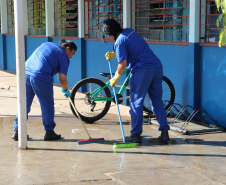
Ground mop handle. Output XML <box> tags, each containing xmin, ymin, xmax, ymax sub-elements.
<box><xmin>68</xmin><ymin>96</ymin><xmax>91</xmax><ymax>138</ymax></box>
<box><xmin>108</xmin><ymin>60</ymin><xmax>126</xmax><ymax>143</ymax></box>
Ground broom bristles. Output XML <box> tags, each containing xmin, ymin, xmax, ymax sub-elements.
<box><xmin>113</xmin><ymin>143</ymin><xmax>138</xmax><ymax>149</ymax></box>
<box><xmin>77</xmin><ymin>138</ymin><xmax>105</xmax><ymax>145</ymax></box>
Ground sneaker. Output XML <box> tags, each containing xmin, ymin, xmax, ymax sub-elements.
<box><xmin>125</xmin><ymin>134</ymin><xmax>142</xmax><ymax>143</ymax></box>
<box><xmin>12</xmin><ymin>130</ymin><xmax>29</xmax><ymax>141</ymax></box>
<box><xmin>158</xmin><ymin>130</ymin><xmax>170</xmax><ymax>143</ymax></box>
<box><xmin>44</xmin><ymin>130</ymin><xmax>61</xmax><ymax>141</ymax></box>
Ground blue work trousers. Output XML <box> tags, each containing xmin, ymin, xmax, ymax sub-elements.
<box><xmin>129</xmin><ymin>67</ymin><xmax>169</xmax><ymax>135</ymax></box>
<box><xmin>13</xmin><ymin>74</ymin><xmax>56</xmax><ymax>131</ymax></box>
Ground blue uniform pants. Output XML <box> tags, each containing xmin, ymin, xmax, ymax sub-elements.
<box><xmin>129</xmin><ymin>67</ymin><xmax>169</xmax><ymax>135</ymax></box>
<box><xmin>13</xmin><ymin>74</ymin><xmax>56</xmax><ymax>131</ymax></box>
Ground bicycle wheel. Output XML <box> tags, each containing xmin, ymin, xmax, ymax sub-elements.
<box><xmin>143</xmin><ymin>76</ymin><xmax>175</xmax><ymax>115</ymax></box>
<box><xmin>70</xmin><ymin>78</ymin><xmax>111</xmax><ymax>123</ymax></box>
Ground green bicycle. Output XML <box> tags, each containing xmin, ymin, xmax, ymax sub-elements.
<box><xmin>70</xmin><ymin>68</ymin><xmax>175</xmax><ymax>123</ymax></box>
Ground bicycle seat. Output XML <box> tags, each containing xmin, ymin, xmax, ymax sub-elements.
<box><xmin>100</xmin><ymin>72</ymin><xmax>115</xmax><ymax>79</ymax></box>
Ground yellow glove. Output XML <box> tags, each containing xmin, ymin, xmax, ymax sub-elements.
<box><xmin>110</xmin><ymin>71</ymin><xmax>122</xmax><ymax>88</ymax></box>
<box><xmin>105</xmin><ymin>52</ymin><xmax>117</xmax><ymax>61</ymax></box>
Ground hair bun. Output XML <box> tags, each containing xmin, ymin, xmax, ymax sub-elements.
<box><xmin>59</xmin><ymin>39</ymin><xmax>66</xmax><ymax>45</ymax></box>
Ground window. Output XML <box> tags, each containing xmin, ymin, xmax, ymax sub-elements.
<box><xmin>200</xmin><ymin>0</ymin><xmax>222</xmax><ymax>44</ymax></box>
<box><xmin>54</xmin><ymin>0</ymin><xmax>78</xmax><ymax>37</ymax></box>
<box><xmin>27</xmin><ymin>0</ymin><xmax>46</xmax><ymax>36</ymax></box>
<box><xmin>7</xmin><ymin>0</ymin><xmax>14</xmax><ymax>34</ymax></box>
<box><xmin>85</xmin><ymin>0</ymin><xmax>123</xmax><ymax>39</ymax></box>
<box><xmin>131</xmin><ymin>0</ymin><xmax>190</xmax><ymax>43</ymax></box>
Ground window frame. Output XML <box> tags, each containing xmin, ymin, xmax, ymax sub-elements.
<box><xmin>27</xmin><ymin>0</ymin><xmax>46</xmax><ymax>36</ymax></box>
<box><xmin>131</xmin><ymin>0</ymin><xmax>190</xmax><ymax>45</ymax></box>
<box><xmin>84</xmin><ymin>0</ymin><xmax>123</xmax><ymax>40</ymax></box>
<box><xmin>7</xmin><ymin>0</ymin><xmax>14</xmax><ymax>35</ymax></box>
<box><xmin>200</xmin><ymin>0</ymin><xmax>222</xmax><ymax>46</ymax></box>
<box><xmin>54</xmin><ymin>0</ymin><xmax>78</xmax><ymax>38</ymax></box>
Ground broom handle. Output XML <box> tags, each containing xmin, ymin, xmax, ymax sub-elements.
<box><xmin>68</xmin><ymin>96</ymin><xmax>91</xmax><ymax>138</ymax></box>
<box><xmin>108</xmin><ymin>60</ymin><xmax>126</xmax><ymax>143</ymax></box>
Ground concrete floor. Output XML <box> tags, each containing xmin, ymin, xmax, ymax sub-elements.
<box><xmin>0</xmin><ymin>70</ymin><xmax>226</xmax><ymax>185</ymax></box>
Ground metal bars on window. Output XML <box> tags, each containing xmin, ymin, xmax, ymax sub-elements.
<box><xmin>200</xmin><ymin>0</ymin><xmax>222</xmax><ymax>44</ymax></box>
<box><xmin>54</xmin><ymin>0</ymin><xmax>78</xmax><ymax>37</ymax></box>
<box><xmin>7</xmin><ymin>0</ymin><xmax>14</xmax><ymax>34</ymax></box>
<box><xmin>131</xmin><ymin>0</ymin><xmax>190</xmax><ymax>43</ymax></box>
<box><xmin>84</xmin><ymin>0</ymin><xmax>123</xmax><ymax>39</ymax></box>
<box><xmin>27</xmin><ymin>0</ymin><xmax>46</xmax><ymax>36</ymax></box>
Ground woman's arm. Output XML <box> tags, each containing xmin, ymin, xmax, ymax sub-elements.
<box><xmin>116</xmin><ymin>59</ymin><xmax>127</xmax><ymax>75</ymax></box>
<box><xmin>58</xmin><ymin>73</ymin><xmax>68</xmax><ymax>90</ymax></box>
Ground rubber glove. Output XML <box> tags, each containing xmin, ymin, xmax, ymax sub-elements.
<box><xmin>110</xmin><ymin>71</ymin><xmax>122</xmax><ymax>88</ymax></box>
<box><xmin>105</xmin><ymin>52</ymin><xmax>117</xmax><ymax>61</ymax></box>
<box><xmin>62</xmin><ymin>88</ymin><xmax>71</xmax><ymax>98</ymax></box>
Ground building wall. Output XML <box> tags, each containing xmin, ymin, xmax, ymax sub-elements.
<box><xmin>200</xmin><ymin>46</ymin><xmax>226</xmax><ymax>125</ymax></box>
<box><xmin>0</xmin><ymin>34</ymin><xmax>3</xmax><ymax>69</ymax></box>
<box><xmin>1</xmin><ymin>35</ymin><xmax>226</xmax><ymax>128</ymax></box>
<box><xmin>5</xmin><ymin>35</ymin><xmax>15</xmax><ymax>72</ymax></box>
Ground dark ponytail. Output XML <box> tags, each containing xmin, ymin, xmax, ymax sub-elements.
<box><xmin>101</xmin><ymin>19</ymin><xmax>123</xmax><ymax>42</ymax></box>
<box><xmin>59</xmin><ymin>39</ymin><xmax>77</xmax><ymax>51</ymax></box>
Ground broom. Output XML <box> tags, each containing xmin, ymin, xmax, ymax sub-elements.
<box><xmin>108</xmin><ymin>60</ymin><xmax>137</xmax><ymax>149</ymax></box>
<box><xmin>68</xmin><ymin>96</ymin><xmax>105</xmax><ymax>145</ymax></box>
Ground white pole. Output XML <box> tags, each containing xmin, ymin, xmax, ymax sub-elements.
<box><xmin>78</xmin><ymin>0</ymin><xmax>84</xmax><ymax>38</ymax></box>
<box><xmin>45</xmin><ymin>0</ymin><xmax>54</xmax><ymax>37</ymax></box>
<box><xmin>14</xmin><ymin>0</ymin><xmax>27</xmax><ymax>149</ymax></box>
<box><xmin>189</xmin><ymin>0</ymin><xmax>200</xmax><ymax>43</ymax></box>
<box><xmin>123</xmin><ymin>0</ymin><xmax>131</xmax><ymax>29</ymax></box>
<box><xmin>1</xmin><ymin>0</ymin><xmax>8</xmax><ymax>34</ymax></box>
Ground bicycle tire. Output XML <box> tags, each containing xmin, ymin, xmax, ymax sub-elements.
<box><xmin>143</xmin><ymin>76</ymin><xmax>175</xmax><ymax>115</ymax></box>
<box><xmin>70</xmin><ymin>78</ymin><xmax>111</xmax><ymax>123</ymax></box>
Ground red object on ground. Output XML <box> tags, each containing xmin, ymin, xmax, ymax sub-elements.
<box><xmin>77</xmin><ymin>137</ymin><xmax>105</xmax><ymax>145</ymax></box>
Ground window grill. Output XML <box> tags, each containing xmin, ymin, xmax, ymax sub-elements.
<box><xmin>27</xmin><ymin>0</ymin><xmax>46</xmax><ymax>36</ymax></box>
<box><xmin>131</xmin><ymin>0</ymin><xmax>190</xmax><ymax>43</ymax></box>
<box><xmin>7</xmin><ymin>0</ymin><xmax>14</xmax><ymax>34</ymax></box>
<box><xmin>54</xmin><ymin>0</ymin><xmax>78</xmax><ymax>37</ymax></box>
<box><xmin>85</xmin><ymin>0</ymin><xmax>123</xmax><ymax>39</ymax></box>
<box><xmin>200</xmin><ymin>0</ymin><xmax>222</xmax><ymax>44</ymax></box>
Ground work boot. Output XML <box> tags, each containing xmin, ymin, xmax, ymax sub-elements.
<box><xmin>44</xmin><ymin>130</ymin><xmax>61</xmax><ymax>141</ymax></box>
<box><xmin>125</xmin><ymin>134</ymin><xmax>142</xmax><ymax>143</ymax></box>
<box><xmin>12</xmin><ymin>130</ymin><xmax>18</xmax><ymax>141</ymax></box>
<box><xmin>158</xmin><ymin>130</ymin><xmax>170</xmax><ymax>144</ymax></box>
<box><xmin>12</xmin><ymin>130</ymin><xmax>29</xmax><ymax>141</ymax></box>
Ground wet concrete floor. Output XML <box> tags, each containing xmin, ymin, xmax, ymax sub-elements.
<box><xmin>1</xmin><ymin>112</ymin><xmax>226</xmax><ymax>185</ymax></box>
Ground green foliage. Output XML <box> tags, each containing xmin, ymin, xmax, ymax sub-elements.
<box><xmin>219</xmin><ymin>27</ymin><xmax>226</xmax><ymax>47</ymax></box>
<box><xmin>215</xmin><ymin>0</ymin><xmax>226</xmax><ymax>47</ymax></box>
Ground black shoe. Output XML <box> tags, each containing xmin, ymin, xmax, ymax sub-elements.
<box><xmin>12</xmin><ymin>131</ymin><xmax>29</xmax><ymax>141</ymax></box>
<box><xmin>44</xmin><ymin>130</ymin><xmax>61</xmax><ymax>141</ymax></box>
<box><xmin>158</xmin><ymin>130</ymin><xmax>170</xmax><ymax>144</ymax></box>
<box><xmin>125</xmin><ymin>134</ymin><xmax>142</xmax><ymax>143</ymax></box>
<box><xmin>12</xmin><ymin>130</ymin><xmax>18</xmax><ymax>141</ymax></box>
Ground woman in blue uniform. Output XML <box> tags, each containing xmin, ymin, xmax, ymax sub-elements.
<box><xmin>102</xmin><ymin>19</ymin><xmax>170</xmax><ymax>144</ymax></box>
<box><xmin>12</xmin><ymin>39</ymin><xmax>77</xmax><ymax>141</ymax></box>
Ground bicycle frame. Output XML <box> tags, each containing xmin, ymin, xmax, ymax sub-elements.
<box><xmin>89</xmin><ymin>69</ymin><xmax>132</xmax><ymax>102</ymax></box>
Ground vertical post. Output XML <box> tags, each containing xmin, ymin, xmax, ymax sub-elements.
<box><xmin>123</xmin><ymin>0</ymin><xmax>131</xmax><ymax>28</ymax></box>
<box><xmin>14</xmin><ymin>0</ymin><xmax>27</xmax><ymax>149</ymax></box>
<box><xmin>1</xmin><ymin>0</ymin><xmax>7</xmax><ymax>34</ymax></box>
<box><xmin>78</xmin><ymin>0</ymin><xmax>86</xmax><ymax>80</ymax></box>
<box><xmin>123</xmin><ymin>0</ymin><xmax>131</xmax><ymax>105</ymax></box>
<box><xmin>189</xmin><ymin>0</ymin><xmax>200</xmax><ymax>43</ymax></box>
<box><xmin>45</xmin><ymin>0</ymin><xmax>55</xmax><ymax>41</ymax></box>
<box><xmin>1</xmin><ymin>0</ymin><xmax>8</xmax><ymax>70</ymax></box>
<box><xmin>189</xmin><ymin>0</ymin><xmax>201</xmax><ymax>108</ymax></box>
<box><xmin>78</xmin><ymin>0</ymin><xmax>84</xmax><ymax>38</ymax></box>
<box><xmin>23</xmin><ymin>0</ymin><xmax>28</xmax><ymax>35</ymax></box>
